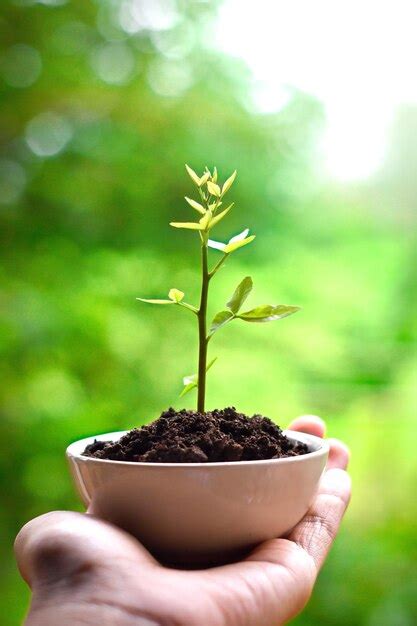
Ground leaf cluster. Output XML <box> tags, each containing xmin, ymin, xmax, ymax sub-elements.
<box><xmin>138</xmin><ymin>165</ymin><xmax>300</xmax><ymax>399</ymax></box>
<box><xmin>209</xmin><ymin>276</ymin><xmax>300</xmax><ymax>336</ymax></box>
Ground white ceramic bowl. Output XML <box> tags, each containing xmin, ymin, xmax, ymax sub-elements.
<box><xmin>67</xmin><ymin>430</ymin><xmax>328</xmax><ymax>566</ymax></box>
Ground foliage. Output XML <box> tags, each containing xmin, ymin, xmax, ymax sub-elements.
<box><xmin>139</xmin><ymin>165</ymin><xmax>299</xmax><ymax>410</ymax></box>
<box><xmin>1</xmin><ymin>1</ymin><xmax>417</xmax><ymax>625</ymax></box>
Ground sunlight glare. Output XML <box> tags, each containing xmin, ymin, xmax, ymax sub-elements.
<box><xmin>214</xmin><ymin>0</ymin><xmax>417</xmax><ymax>181</ymax></box>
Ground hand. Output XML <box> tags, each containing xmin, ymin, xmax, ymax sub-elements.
<box><xmin>15</xmin><ymin>416</ymin><xmax>350</xmax><ymax>626</ymax></box>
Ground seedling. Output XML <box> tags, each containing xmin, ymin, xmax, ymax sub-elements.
<box><xmin>138</xmin><ymin>165</ymin><xmax>300</xmax><ymax>412</ymax></box>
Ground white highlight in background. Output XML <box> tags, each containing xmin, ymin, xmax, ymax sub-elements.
<box><xmin>214</xmin><ymin>0</ymin><xmax>417</xmax><ymax>181</ymax></box>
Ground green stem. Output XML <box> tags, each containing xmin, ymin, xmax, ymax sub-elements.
<box><xmin>197</xmin><ymin>240</ymin><xmax>209</xmax><ymax>413</ymax></box>
<box><xmin>178</xmin><ymin>301</ymin><xmax>198</xmax><ymax>314</ymax></box>
<box><xmin>209</xmin><ymin>252</ymin><xmax>228</xmax><ymax>278</ymax></box>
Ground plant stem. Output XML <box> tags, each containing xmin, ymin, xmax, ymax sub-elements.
<box><xmin>197</xmin><ymin>240</ymin><xmax>209</xmax><ymax>412</ymax></box>
<box><xmin>209</xmin><ymin>252</ymin><xmax>227</xmax><ymax>278</ymax></box>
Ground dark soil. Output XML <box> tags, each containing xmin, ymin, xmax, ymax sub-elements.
<box><xmin>83</xmin><ymin>407</ymin><xmax>309</xmax><ymax>463</ymax></box>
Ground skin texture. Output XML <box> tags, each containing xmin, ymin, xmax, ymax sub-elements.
<box><xmin>15</xmin><ymin>416</ymin><xmax>351</xmax><ymax>626</ymax></box>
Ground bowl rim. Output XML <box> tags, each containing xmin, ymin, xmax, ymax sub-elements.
<box><xmin>66</xmin><ymin>429</ymin><xmax>329</xmax><ymax>468</ymax></box>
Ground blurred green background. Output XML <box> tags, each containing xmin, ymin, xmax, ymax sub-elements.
<box><xmin>1</xmin><ymin>1</ymin><xmax>416</xmax><ymax>624</ymax></box>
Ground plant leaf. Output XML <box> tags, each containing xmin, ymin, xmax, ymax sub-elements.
<box><xmin>212</xmin><ymin>166</ymin><xmax>218</xmax><ymax>183</ymax></box>
<box><xmin>185</xmin><ymin>164</ymin><xmax>201</xmax><ymax>186</ymax></box>
<box><xmin>168</xmin><ymin>288</ymin><xmax>184</xmax><ymax>302</ymax></box>
<box><xmin>183</xmin><ymin>358</ymin><xmax>217</xmax><ymax>385</ymax></box>
<box><xmin>224</xmin><ymin>235</ymin><xmax>256</xmax><ymax>254</ymax></box>
<box><xmin>199</xmin><ymin>171</ymin><xmax>210</xmax><ymax>186</ymax></box>
<box><xmin>229</xmin><ymin>228</ymin><xmax>249</xmax><ymax>244</ymax></box>
<box><xmin>209</xmin><ymin>310</ymin><xmax>234</xmax><ymax>335</ymax></box>
<box><xmin>207</xmin><ymin>181</ymin><xmax>221</xmax><ymax>197</ymax></box>
<box><xmin>199</xmin><ymin>210</ymin><xmax>212</xmax><ymax>230</ymax></box>
<box><xmin>180</xmin><ymin>358</ymin><xmax>217</xmax><ymax>396</ymax></box>
<box><xmin>237</xmin><ymin>304</ymin><xmax>301</xmax><ymax>323</ymax></box>
<box><xmin>185</xmin><ymin>197</ymin><xmax>205</xmax><ymax>215</ymax></box>
<box><xmin>137</xmin><ymin>298</ymin><xmax>174</xmax><ymax>304</ymax></box>
<box><xmin>170</xmin><ymin>221</ymin><xmax>204</xmax><ymax>230</ymax></box>
<box><xmin>206</xmin><ymin>356</ymin><xmax>218</xmax><ymax>372</ymax></box>
<box><xmin>180</xmin><ymin>381</ymin><xmax>198</xmax><ymax>397</ymax></box>
<box><xmin>208</xmin><ymin>239</ymin><xmax>226</xmax><ymax>251</ymax></box>
<box><xmin>222</xmin><ymin>170</ymin><xmax>237</xmax><ymax>195</ymax></box>
<box><xmin>183</xmin><ymin>373</ymin><xmax>197</xmax><ymax>385</ymax></box>
<box><xmin>209</xmin><ymin>203</ymin><xmax>233</xmax><ymax>228</ymax></box>
<box><xmin>226</xmin><ymin>276</ymin><xmax>253</xmax><ymax>314</ymax></box>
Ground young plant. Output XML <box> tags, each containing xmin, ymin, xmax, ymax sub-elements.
<box><xmin>138</xmin><ymin>165</ymin><xmax>300</xmax><ymax>413</ymax></box>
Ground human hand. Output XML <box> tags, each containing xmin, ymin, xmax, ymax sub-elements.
<box><xmin>15</xmin><ymin>416</ymin><xmax>350</xmax><ymax>626</ymax></box>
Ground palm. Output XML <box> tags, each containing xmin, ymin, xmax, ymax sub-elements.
<box><xmin>16</xmin><ymin>417</ymin><xmax>350</xmax><ymax>626</ymax></box>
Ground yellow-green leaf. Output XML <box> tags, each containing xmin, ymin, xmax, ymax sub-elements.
<box><xmin>199</xmin><ymin>211</ymin><xmax>212</xmax><ymax>230</ymax></box>
<box><xmin>224</xmin><ymin>235</ymin><xmax>256</xmax><ymax>254</ymax></box>
<box><xmin>185</xmin><ymin>164</ymin><xmax>201</xmax><ymax>186</ymax></box>
<box><xmin>185</xmin><ymin>196</ymin><xmax>205</xmax><ymax>215</ymax></box>
<box><xmin>227</xmin><ymin>276</ymin><xmax>253</xmax><ymax>314</ymax></box>
<box><xmin>137</xmin><ymin>298</ymin><xmax>174</xmax><ymax>305</ymax></box>
<box><xmin>168</xmin><ymin>288</ymin><xmax>184</xmax><ymax>302</ymax></box>
<box><xmin>206</xmin><ymin>356</ymin><xmax>218</xmax><ymax>372</ymax></box>
<box><xmin>222</xmin><ymin>170</ymin><xmax>237</xmax><ymax>195</ymax></box>
<box><xmin>237</xmin><ymin>304</ymin><xmax>301</xmax><ymax>323</ymax></box>
<box><xmin>209</xmin><ymin>203</ymin><xmax>233</xmax><ymax>228</ymax></box>
<box><xmin>180</xmin><ymin>381</ymin><xmax>197</xmax><ymax>397</ymax></box>
<box><xmin>170</xmin><ymin>221</ymin><xmax>204</xmax><ymax>230</ymax></box>
<box><xmin>212</xmin><ymin>166</ymin><xmax>218</xmax><ymax>183</ymax></box>
<box><xmin>199</xmin><ymin>171</ymin><xmax>210</xmax><ymax>186</ymax></box>
<box><xmin>209</xmin><ymin>310</ymin><xmax>234</xmax><ymax>336</ymax></box>
<box><xmin>207</xmin><ymin>181</ymin><xmax>221</xmax><ymax>196</ymax></box>
<box><xmin>180</xmin><ymin>358</ymin><xmax>217</xmax><ymax>396</ymax></box>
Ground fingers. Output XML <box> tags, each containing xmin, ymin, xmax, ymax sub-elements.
<box><xmin>288</xmin><ymin>467</ymin><xmax>351</xmax><ymax>572</ymax></box>
<box><xmin>288</xmin><ymin>415</ymin><xmax>326</xmax><ymax>438</ymax></box>
<box><xmin>200</xmin><ymin>417</ymin><xmax>351</xmax><ymax>625</ymax></box>
<box><xmin>15</xmin><ymin>511</ymin><xmax>157</xmax><ymax>590</ymax></box>
<box><xmin>327</xmin><ymin>437</ymin><xmax>350</xmax><ymax>470</ymax></box>
<box><xmin>288</xmin><ymin>415</ymin><xmax>350</xmax><ymax>470</ymax></box>
<box><xmin>287</xmin><ymin>414</ymin><xmax>351</xmax><ymax>570</ymax></box>
<box><xmin>204</xmin><ymin>467</ymin><xmax>351</xmax><ymax>626</ymax></box>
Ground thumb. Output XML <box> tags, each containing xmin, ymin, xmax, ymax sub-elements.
<box><xmin>15</xmin><ymin>511</ymin><xmax>156</xmax><ymax>590</ymax></box>
<box><xmin>15</xmin><ymin>511</ymin><xmax>158</xmax><ymax>626</ymax></box>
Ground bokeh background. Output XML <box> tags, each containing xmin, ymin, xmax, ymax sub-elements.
<box><xmin>1</xmin><ymin>1</ymin><xmax>416</xmax><ymax>624</ymax></box>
